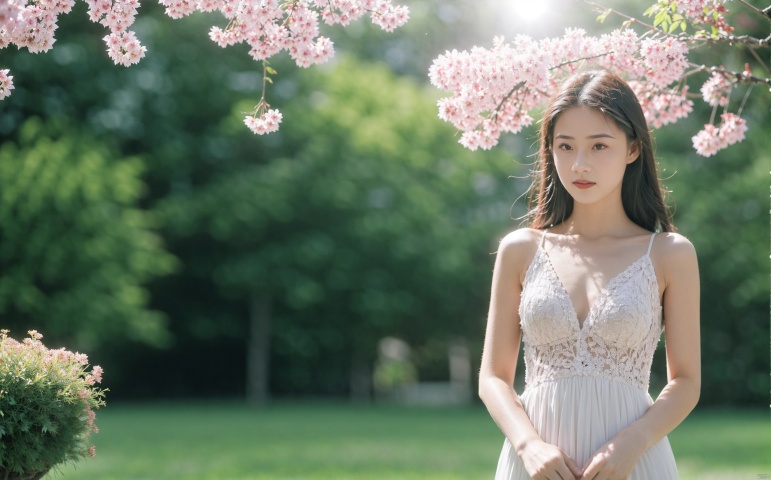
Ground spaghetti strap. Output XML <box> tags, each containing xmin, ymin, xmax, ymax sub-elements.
<box><xmin>646</xmin><ymin>232</ymin><xmax>656</xmax><ymax>256</ymax></box>
<box><xmin>540</xmin><ymin>228</ymin><xmax>548</xmax><ymax>248</ymax></box>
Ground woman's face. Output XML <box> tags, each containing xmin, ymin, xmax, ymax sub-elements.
<box><xmin>551</xmin><ymin>105</ymin><xmax>638</xmax><ymax>206</ymax></box>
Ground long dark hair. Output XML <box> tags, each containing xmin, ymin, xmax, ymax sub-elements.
<box><xmin>525</xmin><ymin>70</ymin><xmax>675</xmax><ymax>233</ymax></box>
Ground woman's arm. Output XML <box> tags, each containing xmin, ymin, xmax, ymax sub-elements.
<box><xmin>581</xmin><ymin>232</ymin><xmax>701</xmax><ymax>477</ymax></box>
<box><xmin>479</xmin><ymin>229</ymin><xmax>583</xmax><ymax>479</ymax></box>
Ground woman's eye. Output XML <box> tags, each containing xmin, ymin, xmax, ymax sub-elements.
<box><xmin>557</xmin><ymin>144</ymin><xmax>572</xmax><ymax>151</ymax></box>
<box><xmin>593</xmin><ymin>144</ymin><xmax>608</xmax><ymax>150</ymax></box>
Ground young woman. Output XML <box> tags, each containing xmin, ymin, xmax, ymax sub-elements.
<box><xmin>479</xmin><ymin>70</ymin><xmax>701</xmax><ymax>480</ymax></box>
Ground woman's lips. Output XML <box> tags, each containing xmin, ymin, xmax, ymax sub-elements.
<box><xmin>573</xmin><ymin>181</ymin><xmax>596</xmax><ymax>189</ymax></box>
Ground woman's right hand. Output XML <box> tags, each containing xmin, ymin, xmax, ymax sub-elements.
<box><xmin>519</xmin><ymin>439</ymin><xmax>584</xmax><ymax>480</ymax></box>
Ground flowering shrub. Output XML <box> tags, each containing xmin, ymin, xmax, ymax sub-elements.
<box><xmin>428</xmin><ymin>0</ymin><xmax>769</xmax><ymax>156</ymax></box>
<box><xmin>0</xmin><ymin>330</ymin><xmax>106</xmax><ymax>479</ymax></box>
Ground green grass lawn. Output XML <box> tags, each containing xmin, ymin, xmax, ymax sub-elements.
<box><xmin>50</xmin><ymin>401</ymin><xmax>769</xmax><ymax>480</ymax></box>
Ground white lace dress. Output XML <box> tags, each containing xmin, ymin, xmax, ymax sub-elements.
<box><xmin>495</xmin><ymin>231</ymin><xmax>679</xmax><ymax>479</ymax></box>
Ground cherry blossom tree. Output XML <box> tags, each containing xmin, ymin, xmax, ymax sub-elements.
<box><xmin>428</xmin><ymin>0</ymin><xmax>770</xmax><ymax>156</ymax></box>
<box><xmin>1</xmin><ymin>1</ymin><xmax>768</xmax><ymax>156</ymax></box>
<box><xmin>0</xmin><ymin>0</ymin><xmax>409</xmax><ymax>132</ymax></box>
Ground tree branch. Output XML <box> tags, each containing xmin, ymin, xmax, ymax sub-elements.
<box><xmin>580</xmin><ymin>0</ymin><xmax>680</xmax><ymax>39</ymax></box>
<box><xmin>583</xmin><ymin>0</ymin><xmax>769</xmax><ymax>48</ymax></box>
<box><xmin>685</xmin><ymin>32</ymin><xmax>769</xmax><ymax>48</ymax></box>
<box><xmin>747</xmin><ymin>45</ymin><xmax>770</xmax><ymax>75</ymax></box>
<box><xmin>688</xmin><ymin>63</ymin><xmax>771</xmax><ymax>87</ymax></box>
<box><xmin>734</xmin><ymin>0</ymin><xmax>771</xmax><ymax>20</ymax></box>
<box><xmin>491</xmin><ymin>81</ymin><xmax>526</xmax><ymax>119</ymax></box>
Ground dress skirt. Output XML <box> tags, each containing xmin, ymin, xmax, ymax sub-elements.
<box><xmin>495</xmin><ymin>375</ymin><xmax>679</xmax><ymax>479</ymax></box>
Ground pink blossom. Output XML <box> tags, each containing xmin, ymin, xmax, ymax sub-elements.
<box><xmin>244</xmin><ymin>108</ymin><xmax>283</xmax><ymax>135</ymax></box>
<box><xmin>640</xmin><ymin>38</ymin><xmax>688</xmax><ymax>88</ymax></box>
<box><xmin>92</xmin><ymin>365</ymin><xmax>104</xmax><ymax>383</ymax></box>
<box><xmin>691</xmin><ymin>113</ymin><xmax>747</xmax><ymax>157</ymax></box>
<box><xmin>89</xmin><ymin>445</ymin><xmax>96</xmax><ymax>457</ymax></box>
<box><xmin>701</xmin><ymin>72</ymin><xmax>731</xmax><ymax>107</ymax></box>
<box><xmin>717</xmin><ymin>113</ymin><xmax>747</xmax><ymax>146</ymax></box>
<box><xmin>370</xmin><ymin>3</ymin><xmax>409</xmax><ymax>33</ymax></box>
<box><xmin>677</xmin><ymin>0</ymin><xmax>733</xmax><ymax>34</ymax></box>
<box><xmin>427</xmin><ymin>27</ymin><xmax>732</xmax><ymax>151</ymax></box>
<box><xmin>692</xmin><ymin>124</ymin><xmax>723</xmax><ymax>157</ymax></box>
<box><xmin>159</xmin><ymin>0</ymin><xmax>197</xmax><ymax>19</ymax></box>
<box><xmin>631</xmin><ymin>82</ymin><xmax>694</xmax><ymax>128</ymax></box>
<box><xmin>104</xmin><ymin>30</ymin><xmax>147</xmax><ymax>66</ymax></box>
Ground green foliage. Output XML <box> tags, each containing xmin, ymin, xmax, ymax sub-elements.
<box><xmin>654</xmin><ymin>99</ymin><xmax>769</xmax><ymax>405</ymax></box>
<box><xmin>0</xmin><ymin>0</ymin><xmax>765</xmax><ymax>406</ymax></box>
<box><xmin>159</xmin><ymin>56</ymin><xmax>520</xmax><ymax>394</ymax></box>
<box><xmin>0</xmin><ymin>120</ymin><xmax>176</xmax><ymax>349</ymax></box>
<box><xmin>0</xmin><ymin>330</ymin><xmax>106</xmax><ymax>478</ymax></box>
<box><xmin>645</xmin><ymin>1</ymin><xmax>687</xmax><ymax>34</ymax></box>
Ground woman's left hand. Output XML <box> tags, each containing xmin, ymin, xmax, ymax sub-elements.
<box><xmin>580</xmin><ymin>427</ymin><xmax>649</xmax><ymax>480</ymax></box>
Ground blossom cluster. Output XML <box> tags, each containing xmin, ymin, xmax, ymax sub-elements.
<box><xmin>0</xmin><ymin>0</ymin><xmax>408</xmax><ymax>133</ymax></box>
<box><xmin>429</xmin><ymin>28</ymin><xmax>700</xmax><ymax>152</ymax></box>
<box><xmin>0</xmin><ymin>330</ymin><xmax>106</xmax><ymax>475</ymax></box>
<box><xmin>0</xmin><ymin>68</ymin><xmax>13</xmax><ymax>100</ymax></box>
<box><xmin>700</xmin><ymin>71</ymin><xmax>732</xmax><ymax>106</ymax></box>
<box><xmin>0</xmin><ymin>0</ymin><xmax>72</xmax><ymax>54</ymax></box>
<box><xmin>675</xmin><ymin>0</ymin><xmax>733</xmax><ymax>34</ymax></box>
<box><xmin>429</xmin><ymin>24</ymin><xmax>751</xmax><ymax>157</ymax></box>
<box><xmin>201</xmin><ymin>0</ymin><xmax>409</xmax><ymax>131</ymax></box>
<box><xmin>86</xmin><ymin>0</ymin><xmax>146</xmax><ymax>66</ymax></box>
<box><xmin>691</xmin><ymin>112</ymin><xmax>747</xmax><ymax>157</ymax></box>
<box><xmin>244</xmin><ymin>107</ymin><xmax>282</xmax><ymax>134</ymax></box>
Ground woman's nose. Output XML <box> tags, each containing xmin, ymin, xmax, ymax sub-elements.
<box><xmin>572</xmin><ymin>152</ymin><xmax>590</xmax><ymax>173</ymax></box>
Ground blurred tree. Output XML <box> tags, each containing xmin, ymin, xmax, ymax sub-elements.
<box><xmin>0</xmin><ymin>0</ymin><xmax>765</xmax><ymax>406</ymax></box>
<box><xmin>159</xmin><ymin>56</ymin><xmax>520</xmax><ymax>402</ymax></box>
<box><xmin>652</xmin><ymin>100</ymin><xmax>770</xmax><ymax>406</ymax></box>
<box><xmin>0</xmin><ymin>118</ymin><xmax>176</xmax><ymax>351</ymax></box>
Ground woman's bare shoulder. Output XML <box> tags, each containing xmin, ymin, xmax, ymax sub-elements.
<box><xmin>655</xmin><ymin>231</ymin><xmax>698</xmax><ymax>259</ymax></box>
<box><xmin>499</xmin><ymin>227</ymin><xmax>543</xmax><ymax>251</ymax></box>
<box><xmin>655</xmin><ymin>232</ymin><xmax>699</xmax><ymax>285</ymax></box>
<box><xmin>497</xmin><ymin>228</ymin><xmax>544</xmax><ymax>282</ymax></box>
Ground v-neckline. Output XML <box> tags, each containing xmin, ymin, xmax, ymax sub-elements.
<box><xmin>537</xmin><ymin>246</ymin><xmax>651</xmax><ymax>332</ymax></box>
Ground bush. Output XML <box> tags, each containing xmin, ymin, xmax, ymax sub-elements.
<box><xmin>0</xmin><ymin>330</ymin><xmax>106</xmax><ymax>479</ymax></box>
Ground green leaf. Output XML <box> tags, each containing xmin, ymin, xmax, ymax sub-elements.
<box><xmin>266</xmin><ymin>66</ymin><xmax>277</xmax><ymax>76</ymax></box>
<box><xmin>681</xmin><ymin>21</ymin><xmax>687</xmax><ymax>32</ymax></box>
<box><xmin>668</xmin><ymin>21</ymin><xmax>680</xmax><ymax>33</ymax></box>
<box><xmin>596</xmin><ymin>9</ymin><xmax>611</xmax><ymax>23</ymax></box>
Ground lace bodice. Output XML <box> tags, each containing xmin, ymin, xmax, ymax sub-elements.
<box><xmin>519</xmin><ymin>231</ymin><xmax>663</xmax><ymax>392</ymax></box>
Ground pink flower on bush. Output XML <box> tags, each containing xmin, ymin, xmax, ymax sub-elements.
<box><xmin>0</xmin><ymin>330</ymin><xmax>106</xmax><ymax>477</ymax></box>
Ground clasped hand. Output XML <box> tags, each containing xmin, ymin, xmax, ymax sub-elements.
<box><xmin>520</xmin><ymin>428</ymin><xmax>648</xmax><ymax>480</ymax></box>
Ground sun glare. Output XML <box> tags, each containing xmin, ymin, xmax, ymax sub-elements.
<box><xmin>514</xmin><ymin>1</ymin><xmax>550</xmax><ymax>22</ymax></box>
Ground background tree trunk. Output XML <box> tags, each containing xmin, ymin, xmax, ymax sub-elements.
<box><xmin>246</xmin><ymin>295</ymin><xmax>271</xmax><ymax>406</ymax></box>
